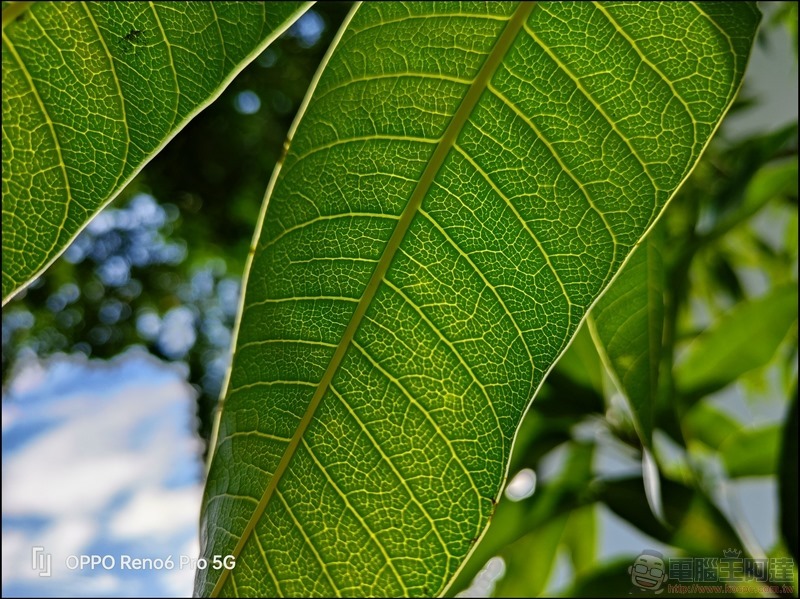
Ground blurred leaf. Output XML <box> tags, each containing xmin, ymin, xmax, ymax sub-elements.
<box><xmin>590</xmin><ymin>226</ymin><xmax>665</xmax><ymax>447</ymax></box>
<box><xmin>707</xmin><ymin>253</ymin><xmax>745</xmax><ymax>302</ymax></box>
<box><xmin>719</xmin><ymin>424</ymin><xmax>781</xmax><ymax>477</ymax></box>
<box><xmin>696</xmin><ymin>124</ymin><xmax>797</xmax><ymax>237</ymax></box>
<box><xmin>641</xmin><ymin>448</ymin><xmax>667</xmax><ymax>526</ymax></box>
<box><xmin>779</xmin><ymin>390</ymin><xmax>798</xmax><ymax>561</ymax></box>
<box><xmin>562</xmin><ymin>557</ymin><xmax>637</xmax><ymax>598</ymax></box>
<box><xmin>710</xmin><ymin>157</ymin><xmax>798</xmax><ymax>242</ymax></box>
<box><xmin>599</xmin><ymin>477</ymin><xmax>741</xmax><ymax>556</ymax></box>
<box><xmin>683</xmin><ymin>402</ymin><xmax>741</xmax><ymax>450</ymax></box>
<box><xmin>492</xmin><ymin>513</ymin><xmax>569</xmax><ymax>597</ymax></box>
<box><xmin>786</xmin><ymin>210</ymin><xmax>798</xmax><ymax>259</ymax></box>
<box><xmin>675</xmin><ymin>283</ymin><xmax>798</xmax><ymax>399</ymax></box>
<box><xmin>554</xmin><ymin>322</ymin><xmax>604</xmax><ymax>395</ymax></box>
<box><xmin>741</xmin><ymin>159</ymin><xmax>797</xmax><ymax>214</ymax></box>
<box><xmin>562</xmin><ymin>504</ymin><xmax>597</xmax><ymax>577</ymax></box>
<box><xmin>447</xmin><ymin>443</ymin><xmax>596</xmax><ymax>596</ymax></box>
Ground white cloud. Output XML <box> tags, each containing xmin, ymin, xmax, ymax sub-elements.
<box><xmin>110</xmin><ymin>486</ymin><xmax>203</xmax><ymax>541</ymax></box>
<box><xmin>2</xmin><ymin>351</ymin><xmax>204</xmax><ymax>597</ymax></box>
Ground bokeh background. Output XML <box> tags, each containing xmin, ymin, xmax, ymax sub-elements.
<box><xmin>2</xmin><ymin>2</ymin><xmax>797</xmax><ymax>597</ymax></box>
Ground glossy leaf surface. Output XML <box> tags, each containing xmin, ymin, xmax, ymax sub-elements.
<box><xmin>198</xmin><ymin>3</ymin><xmax>760</xmax><ymax>596</ymax></box>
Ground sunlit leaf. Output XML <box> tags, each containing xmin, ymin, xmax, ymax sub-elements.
<box><xmin>2</xmin><ymin>1</ymin><xmax>311</xmax><ymax>304</ymax></box>
<box><xmin>198</xmin><ymin>3</ymin><xmax>759</xmax><ymax>596</ymax></box>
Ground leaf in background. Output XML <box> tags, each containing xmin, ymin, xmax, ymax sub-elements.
<box><xmin>720</xmin><ymin>424</ymin><xmax>781</xmax><ymax>478</ymax></box>
<box><xmin>562</xmin><ymin>557</ymin><xmax>638</xmax><ymax>598</ymax></box>
<box><xmin>198</xmin><ymin>3</ymin><xmax>760</xmax><ymax>596</ymax></box>
<box><xmin>553</xmin><ymin>321</ymin><xmax>605</xmax><ymax>395</ymax></box>
<box><xmin>492</xmin><ymin>513</ymin><xmax>569</xmax><ymax>597</ymax></box>
<box><xmin>683</xmin><ymin>402</ymin><xmax>741</xmax><ymax>450</ymax></box>
<box><xmin>589</xmin><ymin>226</ymin><xmax>665</xmax><ymax>447</ymax></box>
<box><xmin>561</xmin><ymin>504</ymin><xmax>597</xmax><ymax>578</ymax></box>
<box><xmin>779</xmin><ymin>390</ymin><xmax>798</xmax><ymax>561</ymax></box>
<box><xmin>599</xmin><ymin>477</ymin><xmax>741</xmax><ymax>557</ymax></box>
<box><xmin>447</xmin><ymin>442</ymin><xmax>596</xmax><ymax>597</ymax></box>
<box><xmin>675</xmin><ymin>283</ymin><xmax>798</xmax><ymax>399</ymax></box>
<box><xmin>1</xmin><ymin>1</ymin><xmax>311</xmax><ymax>304</ymax></box>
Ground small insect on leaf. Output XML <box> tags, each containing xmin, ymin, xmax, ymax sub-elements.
<box><xmin>118</xmin><ymin>28</ymin><xmax>146</xmax><ymax>53</ymax></box>
<box><xmin>124</xmin><ymin>28</ymin><xmax>144</xmax><ymax>43</ymax></box>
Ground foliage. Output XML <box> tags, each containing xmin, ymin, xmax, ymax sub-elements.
<box><xmin>2</xmin><ymin>2</ymin><xmax>796</xmax><ymax>598</ymax></box>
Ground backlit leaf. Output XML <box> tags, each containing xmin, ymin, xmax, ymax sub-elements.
<box><xmin>2</xmin><ymin>1</ymin><xmax>310</xmax><ymax>304</ymax></box>
<box><xmin>198</xmin><ymin>3</ymin><xmax>760</xmax><ymax>596</ymax></box>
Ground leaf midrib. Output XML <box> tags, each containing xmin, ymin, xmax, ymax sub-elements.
<box><xmin>210</xmin><ymin>3</ymin><xmax>536</xmax><ymax>595</ymax></box>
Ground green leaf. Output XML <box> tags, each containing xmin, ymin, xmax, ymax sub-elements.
<box><xmin>554</xmin><ymin>321</ymin><xmax>605</xmax><ymax>395</ymax></box>
<box><xmin>561</xmin><ymin>504</ymin><xmax>598</xmax><ymax>577</ymax></box>
<box><xmin>563</xmin><ymin>557</ymin><xmax>639</xmax><ymax>598</ymax></box>
<box><xmin>720</xmin><ymin>424</ymin><xmax>781</xmax><ymax>478</ymax></box>
<box><xmin>1</xmin><ymin>1</ymin><xmax>310</xmax><ymax>304</ymax></box>
<box><xmin>589</xmin><ymin>226</ymin><xmax>665</xmax><ymax>447</ymax></box>
<box><xmin>684</xmin><ymin>401</ymin><xmax>741</xmax><ymax>450</ymax></box>
<box><xmin>448</xmin><ymin>441</ymin><xmax>596</xmax><ymax>596</ymax></box>
<box><xmin>198</xmin><ymin>3</ymin><xmax>760</xmax><ymax>596</ymax></box>
<box><xmin>675</xmin><ymin>283</ymin><xmax>798</xmax><ymax>398</ymax></box>
<box><xmin>599</xmin><ymin>477</ymin><xmax>741</xmax><ymax>557</ymax></box>
<box><xmin>492</xmin><ymin>513</ymin><xmax>569</xmax><ymax>597</ymax></box>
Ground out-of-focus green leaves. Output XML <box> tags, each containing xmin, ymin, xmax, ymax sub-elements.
<box><xmin>590</xmin><ymin>226</ymin><xmax>665</xmax><ymax>447</ymax></box>
<box><xmin>739</xmin><ymin>159</ymin><xmax>797</xmax><ymax>221</ymax></box>
<box><xmin>562</xmin><ymin>558</ymin><xmax>637</xmax><ymax>598</ymax></box>
<box><xmin>779</xmin><ymin>391</ymin><xmax>798</xmax><ymax>561</ymax></box>
<box><xmin>447</xmin><ymin>442</ymin><xmax>596</xmax><ymax>596</ymax></box>
<box><xmin>561</xmin><ymin>505</ymin><xmax>597</xmax><ymax>578</ymax></box>
<box><xmin>553</xmin><ymin>323</ymin><xmax>604</xmax><ymax>396</ymax></box>
<box><xmin>674</xmin><ymin>284</ymin><xmax>798</xmax><ymax>399</ymax></box>
<box><xmin>683</xmin><ymin>402</ymin><xmax>740</xmax><ymax>451</ymax></box>
<box><xmin>719</xmin><ymin>424</ymin><xmax>781</xmax><ymax>477</ymax></box>
<box><xmin>489</xmin><ymin>504</ymin><xmax>597</xmax><ymax>597</ymax></box>
<box><xmin>598</xmin><ymin>477</ymin><xmax>741</xmax><ymax>557</ymax></box>
<box><xmin>492</xmin><ymin>513</ymin><xmax>569</xmax><ymax>597</ymax></box>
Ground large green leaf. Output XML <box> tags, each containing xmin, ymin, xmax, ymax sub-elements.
<box><xmin>1</xmin><ymin>1</ymin><xmax>310</xmax><ymax>304</ymax></box>
<box><xmin>198</xmin><ymin>3</ymin><xmax>759</xmax><ymax>597</ymax></box>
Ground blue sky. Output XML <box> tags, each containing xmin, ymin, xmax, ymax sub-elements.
<box><xmin>2</xmin><ymin>350</ymin><xmax>203</xmax><ymax>597</ymax></box>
